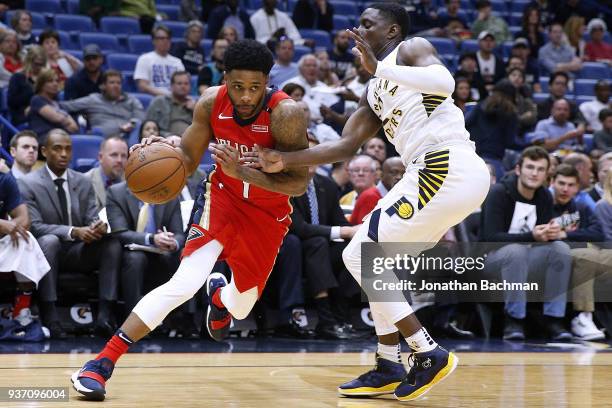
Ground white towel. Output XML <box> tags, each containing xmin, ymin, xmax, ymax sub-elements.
<box><xmin>0</xmin><ymin>232</ymin><xmax>50</xmax><ymax>286</ymax></box>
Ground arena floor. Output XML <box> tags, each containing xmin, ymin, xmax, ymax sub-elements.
<box><xmin>0</xmin><ymin>338</ymin><xmax>610</xmax><ymax>407</ymax></box>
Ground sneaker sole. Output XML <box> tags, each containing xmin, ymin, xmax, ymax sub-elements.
<box><xmin>70</xmin><ymin>371</ymin><xmax>106</xmax><ymax>401</ymax></box>
<box><xmin>577</xmin><ymin>332</ymin><xmax>606</xmax><ymax>341</ymax></box>
<box><xmin>395</xmin><ymin>352</ymin><xmax>459</xmax><ymax>402</ymax></box>
<box><xmin>206</xmin><ymin>273</ymin><xmax>229</xmax><ymax>341</ymax></box>
<box><xmin>337</xmin><ymin>381</ymin><xmax>402</xmax><ymax>396</ymax></box>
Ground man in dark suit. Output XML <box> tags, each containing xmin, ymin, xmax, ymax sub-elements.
<box><xmin>18</xmin><ymin>129</ymin><xmax>122</xmax><ymax>338</ymax></box>
<box><xmin>290</xmin><ymin>141</ymin><xmax>360</xmax><ymax>339</ymax></box>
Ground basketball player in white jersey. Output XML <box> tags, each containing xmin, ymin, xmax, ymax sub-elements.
<box><xmin>245</xmin><ymin>3</ymin><xmax>490</xmax><ymax>402</ymax></box>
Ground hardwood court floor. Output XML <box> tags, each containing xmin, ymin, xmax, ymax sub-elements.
<box><xmin>1</xmin><ymin>352</ymin><xmax>611</xmax><ymax>407</ymax></box>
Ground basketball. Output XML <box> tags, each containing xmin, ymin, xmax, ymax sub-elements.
<box><xmin>125</xmin><ymin>142</ymin><xmax>187</xmax><ymax>204</ymax></box>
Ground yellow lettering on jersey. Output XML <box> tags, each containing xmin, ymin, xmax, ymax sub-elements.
<box><xmin>389</xmin><ymin>85</ymin><xmax>398</xmax><ymax>97</ymax></box>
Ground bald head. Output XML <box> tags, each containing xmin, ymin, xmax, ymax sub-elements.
<box><xmin>382</xmin><ymin>157</ymin><xmax>405</xmax><ymax>190</ymax></box>
<box><xmin>552</xmin><ymin>98</ymin><xmax>571</xmax><ymax>123</ymax></box>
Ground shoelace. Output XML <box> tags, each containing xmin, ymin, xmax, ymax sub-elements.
<box><xmin>406</xmin><ymin>353</ymin><xmax>422</xmax><ymax>385</ymax></box>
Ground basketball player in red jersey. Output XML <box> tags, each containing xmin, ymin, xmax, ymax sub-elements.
<box><xmin>71</xmin><ymin>39</ymin><xmax>309</xmax><ymax>401</ymax></box>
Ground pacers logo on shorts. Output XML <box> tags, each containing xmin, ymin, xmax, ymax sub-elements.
<box><xmin>385</xmin><ymin>196</ymin><xmax>414</xmax><ymax>220</ymax></box>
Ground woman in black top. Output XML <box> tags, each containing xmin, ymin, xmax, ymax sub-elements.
<box><xmin>7</xmin><ymin>45</ymin><xmax>46</xmax><ymax>125</ymax></box>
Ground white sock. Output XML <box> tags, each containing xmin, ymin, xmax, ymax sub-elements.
<box><xmin>405</xmin><ymin>327</ymin><xmax>437</xmax><ymax>353</ymax></box>
<box><xmin>377</xmin><ymin>343</ymin><xmax>402</xmax><ymax>363</ymax></box>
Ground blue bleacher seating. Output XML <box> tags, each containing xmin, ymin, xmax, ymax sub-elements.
<box><xmin>80</xmin><ymin>32</ymin><xmax>121</xmax><ymax>52</ymax></box>
<box><xmin>578</xmin><ymin>62</ymin><xmax>609</xmax><ymax>80</ymax></box>
<box><xmin>54</xmin><ymin>14</ymin><xmax>95</xmax><ymax>33</ymax></box>
<box><xmin>460</xmin><ymin>39</ymin><xmax>479</xmax><ymax>54</ymax></box>
<box><xmin>509</xmin><ymin>12</ymin><xmax>523</xmax><ymax>26</ymax></box>
<box><xmin>489</xmin><ymin>0</ymin><xmax>507</xmax><ymax>13</ymax></box>
<box><xmin>583</xmin><ymin>133</ymin><xmax>594</xmax><ymax>152</ymax></box>
<box><xmin>128</xmin><ymin>35</ymin><xmax>153</xmax><ymax>54</ymax></box>
<box><xmin>122</xmin><ymin>71</ymin><xmax>137</xmax><ymax>92</ymax></box>
<box><xmin>500</xmin><ymin>41</ymin><xmax>513</xmax><ymax>58</ymax></box>
<box><xmin>57</xmin><ymin>30</ymin><xmax>76</xmax><ymax>49</ymax></box>
<box><xmin>164</xmin><ymin>21</ymin><xmax>189</xmax><ymax>38</ymax></box>
<box><xmin>100</xmin><ymin>17</ymin><xmax>141</xmax><ymax>36</ymax></box>
<box><xmin>4</xmin><ymin>11</ymin><xmax>48</xmax><ymax>29</ymax></box>
<box><xmin>64</xmin><ymin>49</ymin><xmax>83</xmax><ymax>61</ymax></box>
<box><xmin>299</xmin><ymin>29</ymin><xmax>332</xmax><ymax>49</ymax></box>
<box><xmin>157</xmin><ymin>5</ymin><xmax>180</xmax><ymax>21</ymax></box>
<box><xmin>129</xmin><ymin>93</ymin><xmax>154</xmax><ymax>110</ymax></box>
<box><xmin>67</xmin><ymin>0</ymin><xmax>79</xmax><ymax>14</ymax></box>
<box><xmin>70</xmin><ymin>135</ymin><xmax>103</xmax><ymax>172</ymax></box>
<box><xmin>540</xmin><ymin>77</ymin><xmax>549</xmax><ymax>93</ymax></box>
<box><xmin>107</xmin><ymin>53</ymin><xmax>139</xmax><ymax>72</ymax></box>
<box><xmin>511</xmin><ymin>0</ymin><xmax>530</xmax><ymax>13</ymax></box>
<box><xmin>330</xmin><ymin>0</ymin><xmax>360</xmax><ymax>15</ymax></box>
<box><xmin>428</xmin><ymin>37</ymin><xmax>456</xmax><ymax>55</ymax></box>
<box><xmin>293</xmin><ymin>44</ymin><xmax>311</xmax><ymax>62</ymax></box>
<box><xmin>200</xmin><ymin>38</ymin><xmax>212</xmax><ymax>58</ymax></box>
<box><xmin>574</xmin><ymin>79</ymin><xmax>598</xmax><ymax>97</ymax></box>
<box><xmin>26</xmin><ymin>0</ymin><xmax>62</xmax><ymax>13</ymax></box>
<box><xmin>575</xmin><ymin>95</ymin><xmax>593</xmax><ymax>106</ymax></box>
<box><xmin>333</xmin><ymin>15</ymin><xmax>352</xmax><ymax>31</ymax></box>
<box><xmin>532</xmin><ymin>92</ymin><xmax>549</xmax><ymax>104</ymax></box>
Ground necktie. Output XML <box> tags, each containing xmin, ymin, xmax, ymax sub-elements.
<box><xmin>306</xmin><ymin>182</ymin><xmax>319</xmax><ymax>225</ymax></box>
<box><xmin>54</xmin><ymin>178</ymin><xmax>69</xmax><ymax>225</ymax></box>
<box><xmin>136</xmin><ymin>203</ymin><xmax>156</xmax><ymax>233</ymax></box>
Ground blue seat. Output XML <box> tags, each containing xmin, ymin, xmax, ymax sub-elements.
<box><xmin>293</xmin><ymin>44</ymin><xmax>311</xmax><ymax>62</ymax></box>
<box><xmin>67</xmin><ymin>0</ymin><xmax>79</xmax><ymax>14</ymax></box>
<box><xmin>508</xmin><ymin>12</ymin><xmax>523</xmax><ymax>26</ymax></box>
<box><xmin>574</xmin><ymin>79</ymin><xmax>598</xmax><ymax>97</ymax></box>
<box><xmin>330</xmin><ymin>0</ymin><xmax>360</xmax><ymax>15</ymax></box>
<box><xmin>122</xmin><ymin>71</ymin><xmax>137</xmax><ymax>92</ymax></box>
<box><xmin>64</xmin><ymin>49</ymin><xmax>83</xmax><ymax>60</ymax></box>
<box><xmin>459</xmin><ymin>39</ymin><xmax>479</xmax><ymax>53</ymax></box>
<box><xmin>583</xmin><ymin>133</ymin><xmax>594</xmax><ymax>153</ymax></box>
<box><xmin>54</xmin><ymin>14</ymin><xmax>95</xmax><ymax>33</ymax></box>
<box><xmin>578</xmin><ymin>62</ymin><xmax>609</xmax><ymax>79</ymax></box>
<box><xmin>511</xmin><ymin>0</ymin><xmax>530</xmax><ymax>13</ymax></box>
<box><xmin>25</xmin><ymin>0</ymin><xmax>62</xmax><ymax>13</ymax></box>
<box><xmin>540</xmin><ymin>77</ymin><xmax>549</xmax><ymax>93</ymax></box>
<box><xmin>129</xmin><ymin>92</ymin><xmax>154</xmax><ymax>109</ymax></box>
<box><xmin>427</xmin><ymin>37</ymin><xmax>456</xmax><ymax>55</ymax></box>
<box><xmin>532</xmin><ymin>92</ymin><xmax>549</xmax><ymax>104</ymax></box>
<box><xmin>299</xmin><ymin>29</ymin><xmax>331</xmax><ymax>49</ymax></box>
<box><xmin>107</xmin><ymin>53</ymin><xmax>139</xmax><ymax>72</ymax></box>
<box><xmin>70</xmin><ymin>135</ymin><xmax>104</xmax><ymax>172</ymax></box>
<box><xmin>4</xmin><ymin>11</ymin><xmax>48</xmax><ymax>29</ymax></box>
<box><xmin>157</xmin><ymin>5</ymin><xmax>180</xmax><ymax>21</ymax></box>
<box><xmin>500</xmin><ymin>41</ymin><xmax>513</xmax><ymax>58</ymax></box>
<box><xmin>200</xmin><ymin>38</ymin><xmax>212</xmax><ymax>58</ymax></box>
<box><xmin>128</xmin><ymin>35</ymin><xmax>153</xmax><ymax>54</ymax></box>
<box><xmin>163</xmin><ymin>21</ymin><xmax>188</xmax><ymax>38</ymax></box>
<box><xmin>80</xmin><ymin>33</ymin><xmax>121</xmax><ymax>52</ymax></box>
<box><xmin>333</xmin><ymin>15</ymin><xmax>352</xmax><ymax>31</ymax></box>
<box><xmin>100</xmin><ymin>17</ymin><xmax>141</xmax><ymax>36</ymax></box>
<box><xmin>57</xmin><ymin>30</ymin><xmax>76</xmax><ymax>49</ymax></box>
<box><xmin>489</xmin><ymin>0</ymin><xmax>507</xmax><ymax>13</ymax></box>
<box><xmin>509</xmin><ymin>25</ymin><xmax>521</xmax><ymax>37</ymax></box>
<box><xmin>575</xmin><ymin>95</ymin><xmax>593</xmax><ymax>106</ymax></box>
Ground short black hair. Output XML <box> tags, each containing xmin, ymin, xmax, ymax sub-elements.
<box><xmin>549</xmin><ymin>71</ymin><xmax>569</xmax><ymax>85</ymax></box>
<box><xmin>459</xmin><ymin>52</ymin><xmax>477</xmax><ymax>63</ymax></box>
<box><xmin>39</xmin><ymin>29</ymin><xmax>60</xmax><ymax>46</ymax></box>
<box><xmin>368</xmin><ymin>3</ymin><xmax>411</xmax><ymax>38</ymax></box>
<box><xmin>475</xmin><ymin>0</ymin><xmax>491</xmax><ymax>10</ymax></box>
<box><xmin>224</xmin><ymin>39</ymin><xmax>274</xmax><ymax>75</ymax></box>
<box><xmin>599</xmin><ymin>108</ymin><xmax>612</xmax><ymax>123</ymax></box>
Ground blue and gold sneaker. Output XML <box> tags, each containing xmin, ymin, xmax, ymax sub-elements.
<box><xmin>71</xmin><ymin>358</ymin><xmax>114</xmax><ymax>401</ymax></box>
<box><xmin>206</xmin><ymin>272</ymin><xmax>231</xmax><ymax>341</ymax></box>
<box><xmin>394</xmin><ymin>345</ymin><xmax>458</xmax><ymax>401</ymax></box>
<box><xmin>338</xmin><ymin>353</ymin><xmax>407</xmax><ymax>397</ymax></box>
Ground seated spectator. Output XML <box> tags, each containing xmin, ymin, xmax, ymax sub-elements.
<box><xmin>362</xmin><ymin>136</ymin><xmax>387</xmax><ymax>164</ymax></box>
<box><xmin>328</xmin><ymin>31</ymin><xmax>354</xmax><ymax>82</ymax></box>
<box><xmin>17</xmin><ymin>129</ymin><xmax>122</xmax><ymax>338</ymax></box>
<box><xmin>197</xmin><ymin>38</ymin><xmax>227</xmax><ymax>94</ymax></box>
<box><xmin>179</xmin><ymin>0</ymin><xmax>199</xmax><ymax>22</ymax></box>
<box><xmin>588</xmin><ymin>151</ymin><xmax>612</xmax><ymax>201</ymax></box>
<box><xmin>452</xmin><ymin>76</ymin><xmax>474</xmax><ymax>113</ymax></box>
<box><xmin>509</xmin><ymin>38</ymin><xmax>542</xmax><ymax>93</ymax></box>
<box><xmin>289</xmin><ymin>140</ymin><xmax>359</xmax><ymax>339</ymax></box>
<box><xmin>28</xmin><ymin>69</ymin><xmax>79</xmax><ymax>143</ymax></box>
<box><xmin>293</xmin><ymin>0</ymin><xmax>333</xmax><ymax>32</ymax></box>
<box><xmin>595</xmin><ymin>170</ymin><xmax>612</xmax><ymax>239</ymax></box>
<box><xmin>475</xmin><ymin>31</ymin><xmax>506</xmax><ymax>94</ymax></box>
<box><xmin>563</xmin><ymin>152</ymin><xmax>596</xmax><ymax>211</ymax></box>
<box><xmin>341</xmin><ymin>57</ymin><xmax>371</xmax><ymax>114</ymax></box>
<box><xmin>438</xmin><ymin>0</ymin><xmax>469</xmax><ymax>41</ymax></box>
<box><xmin>564</xmin><ymin>15</ymin><xmax>586</xmax><ymax>58</ymax></box>
<box><xmin>331</xmin><ymin>160</ymin><xmax>351</xmax><ymax>197</ymax></box>
<box><xmin>80</xmin><ymin>0</ymin><xmax>121</xmax><ymax>25</ymax></box>
<box><xmin>466</xmin><ymin>79</ymin><xmax>520</xmax><ymax>179</ymax></box>
<box><xmin>550</xmin><ymin>164</ymin><xmax>608</xmax><ymax>341</ymax></box>
<box><xmin>516</xmin><ymin>6</ymin><xmax>546</xmax><ymax>58</ymax></box>
<box><xmin>471</xmin><ymin>0</ymin><xmax>511</xmax><ymax>43</ymax></box>
<box><xmin>120</xmin><ymin>0</ymin><xmax>157</xmax><ymax>34</ymax></box>
<box><xmin>315</xmin><ymin>50</ymin><xmax>339</xmax><ymax>87</ymax></box>
<box><xmin>134</xmin><ymin>25</ymin><xmax>185</xmax><ymax>96</ymax></box>
<box><xmin>171</xmin><ymin>20</ymin><xmax>205</xmax><ymax>75</ymax></box>
<box><xmin>250</xmin><ymin>0</ymin><xmax>310</xmax><ymax>46</ymax></box>
<box><xmin>579</xmin><ymin>80</ymin><xmax>610</xmax><ymax>133</ymax></box>
<box><xmin>351</xmin><ymin>157</ymin><xmax>404</xmax><ymax>225</ymax></box>
<box><xmin>538</xmin><ymin>22</ymin><xmax>582</xmax><ymax>76</ymax></box>
<box><xmin>594</xmin><ymin>109</ymin><xmax>612</xmax><ymax>153</ymax></box>
<box><xmin>10</xmin><ymin>10</ymin><xmax>36</xmax><ymax>48</ymax></box>
<box><xmin>7</xmin><ymin>44</ymin><xmax>46</xmax><ymax>125</ymax></box>
<box><xmin>9</xmin><ymin>130</ymin><xmax>38</xmax><ymax>179</ymax></box>
<box><xmin>481</xmin><ymin>146</ymin><xmax>572</xmax><ymax>341</ymax></box>
<box><xmin>536</xmin><ymin>71</ymin><xmax>582</xmax><ymax>122</ymax></box>
<box><xmin>269</xmin><ymin>37</ymin><xmax>298</xmax><ymax>89</ymax></box>
<box><xmin>0</xmin><ymin>29</ymin><xmax>23</xmax><ymax>75</ymax></box>
<box><xmin>339</xmin><ymin>155</ymin><xmax>377</xmax><ymax>211</ymax></box>
<box><xmin>282</xmin><ymin>82</ymin><xmax>305</xmax><ymax>101</ymax></box>
<box><xmin>146</xmin><ymin>71</ymin><xmax>195</xmax><ymax>137</ymax></box>
<box><xmin>85</xmin><ymin>135</ymin><xmax>128</xmax><ymax>211</ymax></box>
<box><xmin>455</xmin><ymin>52</ymin><xmax>487</xmax><ymax>101</ymax></box>
<box><xmin>532</xmin><ymin>98</ymin><xmax>585</xmax><ymax>152</ymax></box>
<box><xmin>60</xmin><ymin>70</ymin><xmax>145</xmax><ymax>137</ymax></box>
<box><xmin>0</xmin><ymin>169</ymin><xmax>50</xmax><ymax>327</ymax></box>
<box><xmin>38</xmin><ymin>29</ymin><xmax>82</xmax><ymax>88</ymax></box>
<box><xmin>507</xmin><ymin>68</ymin><xmax>538</xmax><ymax>135</ymax></box>
<box><xmin>139</xmin><ymin>119</ymin><xmax>160</xmax><ymax>140</ymax></box>
<box><xmin>296</xmin><ymin>100</ymin><xmax>339</xmax><ymax>146</ymax></box>
<box><xmin>219</xmin><ymin>25</ymin><xmax>238</xmax><ymax>44</ymax></box>
<box><xmin>205</xmin><ymin>0</ymin><xmax>254</xmax><ymax>41</ymax></box>
<box><xmin>584</xmin><ymin>18</ymin><xmax>611</xmax><ymax>64</ymax></box>
<box><xmin>63</xmin><ymin>44</ymin><xmax>104</xmax><ymax>101</ymax></box>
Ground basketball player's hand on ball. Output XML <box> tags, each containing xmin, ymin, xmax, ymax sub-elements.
<box><xmin>241</xmin><ymin>145</ymin><xmax>285</xmax><ymax>173</ymax></box>
<box><xmin>210</xmin><ymin>143</ymin><xmax>240</xmax><ymax>178</ymax></box>
<box><xmin>129</xmin><ymin>136</ymin><xmax>174</xmax><ymax>155</ymax></box>
<box><xmin>347</xmin><ymin>28</ymin><xmax>378</xmax><ymax>75</ymax></box>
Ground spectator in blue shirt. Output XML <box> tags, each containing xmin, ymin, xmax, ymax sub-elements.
<box><xmin>538</xmin><ymin>22</ymin><xmax>582</xmax><ymax>76</ymax></box>
<box><xmin>531</xmin><ymin>98</ymin><xmax>585</xmax><ymax>151</ymax></box>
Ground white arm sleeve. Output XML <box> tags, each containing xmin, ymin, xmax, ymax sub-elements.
<box><xmin>374</xmin><ymin>63</ymin><xmax>455</xmax><ymax>96</ymax></box>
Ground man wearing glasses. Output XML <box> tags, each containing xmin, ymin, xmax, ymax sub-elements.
<box><xmin>339</xmin><ymin>154</ymin><xmax>378</xmax><ymax>213</ymax></box>
<box><xmin>134</xmin><ymin>25</ymin><xmax>185</xmax><ymax>97</ymax></box>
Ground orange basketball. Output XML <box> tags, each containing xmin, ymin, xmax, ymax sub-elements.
<box><xmin>125</xmin><ymin>142</ymin><xmax>187</xmax><ymax>204</ymax></box>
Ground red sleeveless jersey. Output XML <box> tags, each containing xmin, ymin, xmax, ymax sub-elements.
<box><xmin>209</xmin><ymin>85</ymin><xmax>292</xmax><ymax>219</ymax></box>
